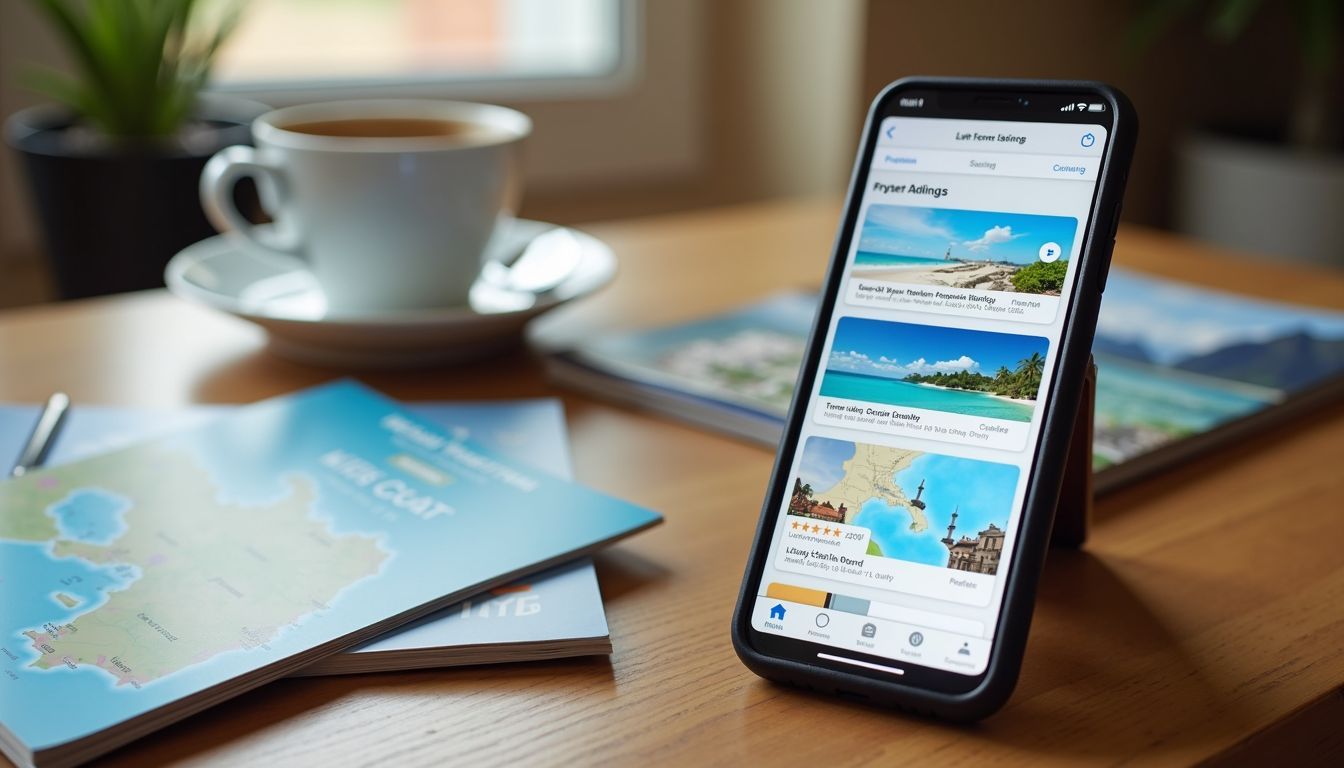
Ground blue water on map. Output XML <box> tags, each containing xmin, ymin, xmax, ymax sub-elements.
<box><xmin>820</xmin><ymin>371</ymin><xmax>1034</xmax><ymax>422</ymax></box>
<box><xmin>0</xmin><ymin>381</ymin><xmax>661</xmax><ymax>752</ymax></box>
<box><xmin>852</xmin><ymin>454</ymin><xmax>1019</xmax><ymax>570</ymax></box>
<box><xmin>48</xmin><ymin>490</ymin><xmax>131</xmax><ymax>545</ymax></box>
<box><xmin>853</xmin><ymin>250</ymin><xmax>945</xmax><ymax>268</ymax></box>
<box><xmin>0</xmin><ymin>540</ymin><xmax>135</xmax><ymax>655</ymax></box>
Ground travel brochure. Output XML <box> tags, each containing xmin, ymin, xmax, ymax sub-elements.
<box><xmin>546</xmin><ymin>269</ymin><xmax>1344</xmax><ymax>493</ymax></box>
<box><xmin>0</xmin><ymin>398</ymin><xmax>613</xmax><ymax>678</ymax></box>
<box><xmin>0</xmin><ymin>382</ymin><xmax>661</xmax><ymax>768</ymax></box>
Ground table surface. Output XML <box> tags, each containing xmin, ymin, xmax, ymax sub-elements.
<box><xmin>3</xmin><ymin>200</ymin><xmax>1343</xmax><ymax>766</ymax></box>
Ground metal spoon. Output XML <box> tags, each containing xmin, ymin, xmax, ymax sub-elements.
<box><xmin>474</xmin><ymin>228</ymin><xmax>587</xmax><ymax>312</ymax></box>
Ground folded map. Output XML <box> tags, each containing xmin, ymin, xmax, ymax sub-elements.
<box><xmin>0</xmin><ymin>381</ymin><xmax>661</xmax><ymax>768</ymax></box>
<box><xmin>0</xmin><ymin>398</ymin><xmax>613</xmax><ymax>677</ymax></box>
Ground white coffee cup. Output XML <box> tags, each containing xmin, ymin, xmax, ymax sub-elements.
<box><xmin>200</xmin><ymin>99</ymin><xmax>531</xmax><ymax>313</ymax></box>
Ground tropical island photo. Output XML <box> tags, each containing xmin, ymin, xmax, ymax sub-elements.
<box><xmin>820</xmin><ymin>317</ymin><xmax>1050</xmax><ymax>422</ymax></box>
<box><xmin>850</xmin><ymin>204</ymin><xmax>1078</xmax><ymax>295</ymax></box>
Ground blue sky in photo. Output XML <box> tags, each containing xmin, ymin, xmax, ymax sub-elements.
<box><xmin>827</xmin><ymin>317</ymin><xmax>1049</xmax><ymax>380</ymax></box>
<box><xmin>797</xmin><ymin>435</ymin><xmax>857</xmax><ymax>491</ymax></box>
<box><xmin>857</xmin><ymin>204</ymin><xmax>1078</xmax><ymax>265</ymax></box>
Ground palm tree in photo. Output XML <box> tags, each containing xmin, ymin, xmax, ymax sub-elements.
<box><xmin>1012</xmin><ymin>352</ymin><xmax>1045</xmax><ymax>399</ymax></box>
<box><xmin>1015</xmin><ymin>352</ymin><xmax>1045</xmax><ymax>380</ymax></box>
<box><xmin>992</xmin><ymin>365</ymin><xmax>1012</xmax><ymax>395</ymax></box>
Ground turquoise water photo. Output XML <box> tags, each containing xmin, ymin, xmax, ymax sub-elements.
<box><xmin>853</xmin><ymin>250</ymin><xmax>945</xmax><ymax>268</ymax></box>
<box><xmin>821</xmin><ymin>371</ymin><xmax>1034</xmax><ymax>421</ymax></box>
<box><xmin>825</xmin><ymin>317</ymin><xmax>1048</xmax><ymax>422</ymax></box>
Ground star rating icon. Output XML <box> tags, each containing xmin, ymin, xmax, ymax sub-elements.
<box><xmin>789</xmin><ymin>518</ymin><xmax>845</xmax><ymax>537</ymax></box>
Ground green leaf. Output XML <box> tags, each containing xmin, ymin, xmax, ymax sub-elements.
<box><xmin>1124</xmin><ymin>0</ymin><xmax>1203</xmax><ymax>56</ymax></box>
<box><xmin>1295</xmin><ymin>0</ymin><xmax>1340</xmax><ymax>74</ymax></box>
<box><xmin>21</xmin><ymin>67</ymin><xmax>97</xmax><ymax>122</ymax></box>
<box><xmin>22</xmin><ymin>0</ymin><xmax>245</xmax><ymax>138</ymax></box>
<box><xmin>1207</xmin><ymin>0</ymin><xmax>1264</xmax><ymax>42</ymax></box>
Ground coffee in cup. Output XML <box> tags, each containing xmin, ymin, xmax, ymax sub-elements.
<box><xmin>200</xmin><ymin>100</ymin><xmax>531</xmax><ymax>314</ymax></box>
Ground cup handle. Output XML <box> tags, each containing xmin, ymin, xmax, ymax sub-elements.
<box><xmin>199</xmin><ymin>145</ymin><xmax>305</xmax><ymax>268</ymax></box>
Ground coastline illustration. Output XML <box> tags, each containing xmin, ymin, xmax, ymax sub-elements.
<box><xmin>822</xmin><ymin>317</ymin><xmax>1050</xmax><ymax>422</ymax></box>
<box><xmin>851</xmin><ymin>204</ymin><xmax>1078</xmax><ymax>295</ymax></box>
<box><xmin>789</xmin><ymin>437</ymin><xmax>1017</xmax><ymax>573</ymax></box>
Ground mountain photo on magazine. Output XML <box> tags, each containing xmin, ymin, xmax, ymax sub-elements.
<box><xmin>1091</xmin><ymin>271</ymin><xmax>1344</xmax><ymax>469</ymax></box>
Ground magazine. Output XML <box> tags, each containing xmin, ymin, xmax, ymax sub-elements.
<box><xmin>0</xmin><ymin>381</ymin><xmax>660</xmax><ymax>768</ymax></box>
<box><xmin>0</xmin><ymin>399</ymin><xmax>613</xmax><ymax>677</ymax></box>
<box><xmin>546</xmin><ymin>270</ymin><xmax>1344</xmax><ymax>492</ymax></box>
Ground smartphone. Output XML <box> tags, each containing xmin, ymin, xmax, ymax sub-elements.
<box><xmin>731</xmin><ymin>77</ymin><xmax>1137</xmax><ymax>720</ymax></box>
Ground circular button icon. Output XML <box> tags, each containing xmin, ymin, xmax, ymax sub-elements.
<box><xmin>908</xmin><ymin>631</ymin><xmax>924</xmax><ymax>647</ymax></box>
<box><xmin>1081</xmin><ymin>132</ymin><xmax>1096</xmax><ymax>148</ymax></box>
<box><xmin>815</xmin><ymin>613</ymin><xmax>830</xmax><ymax>628</ymax></box>
<box><xmin>1038</xmin><ymin>242</ymin><xmax>1062</xmax><ymax>263</ymax></box>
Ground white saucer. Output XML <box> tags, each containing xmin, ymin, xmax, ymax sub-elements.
<box><xmin>165</xmin><ymin>219</ymin><xmax>616</xmax><ymax>368</ymax></box>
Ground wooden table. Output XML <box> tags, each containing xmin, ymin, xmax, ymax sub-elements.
<box><xmin>3</xmin><ymin>200</ymin><xmax>1343</xmax><ymax>766</ymax></box>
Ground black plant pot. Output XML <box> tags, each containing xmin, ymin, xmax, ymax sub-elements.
<box><xmin>5</xmin><ymin>96</ymin><xmax>268</xmax><ymax>300</ymax></box>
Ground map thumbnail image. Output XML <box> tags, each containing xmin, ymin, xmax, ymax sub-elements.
<box><xmin>789</xmin><ymin>436</ymin><xmax>1019</xmax><ymax>575</ymax></box>
<box><xmin>821</xmin><ymin>316</ymin><xmax>1050</xmax><ymax>422</ymax></box>
<box><xmin>852</xmin><ymin>204</ymin><xmax>1078</xmax><ymax>295</ymax></box>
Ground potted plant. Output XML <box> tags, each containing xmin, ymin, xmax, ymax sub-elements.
<box><xmin>1131</xmin><ymin>0</ymin><xmax>1342</xmax><ymax>267</ymax></box>
<box><xmin>5</xmin><ymin>0</ymin><xmax>266</xmax><ymax>299</ymax></box>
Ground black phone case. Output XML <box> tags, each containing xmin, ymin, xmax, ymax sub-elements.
<box><xmin>730</xmin><ymin>76</ymin><xmax>1138</xmax><ymax>721</ymax></box>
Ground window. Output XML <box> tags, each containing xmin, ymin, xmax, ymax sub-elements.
<box><xmin>211</xmin><ymin>0</ymin><xmax>627</xmax><ymax>97</ymax></box>
<box><xmin>200</xmin><ymin>0</ymin><xmax>703</xmax><ymax>204</ymax></box>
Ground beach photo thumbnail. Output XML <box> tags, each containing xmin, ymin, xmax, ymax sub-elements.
<box><xmin>853</xmin><ymin>204</ymin><xmax>1078</xmax><ymax>295</ymax></box>
<box><xmin>789</xmin><ymin>436</ymin><xmax>1018</xmax><ymax>575</ymax></box>
<box><xmin>820</xmin><ymin>317</ymin><xmax>1050</xmax><ymax>422</ymax></box>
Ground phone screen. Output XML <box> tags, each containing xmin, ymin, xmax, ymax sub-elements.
<box><xmin>746</xmin><ymin>90</ymin><xmax>1115</xmax><ymax>684</ymax></box>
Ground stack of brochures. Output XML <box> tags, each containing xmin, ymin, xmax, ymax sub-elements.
<box><xmin>0</xmin><ymin>382</ymin><xmax>662</xmax><ymax>768</ymax></box>
<box><xmin>545</xmin><ymin>269</ymin><xmax>1344</xmax><ymax>493</ymax></box>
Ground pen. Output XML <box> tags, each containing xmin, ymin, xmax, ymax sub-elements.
<box><xmin>10</xmin><ymin>392</ymin><xmax>70</xmax><ymax>477</ymax></box>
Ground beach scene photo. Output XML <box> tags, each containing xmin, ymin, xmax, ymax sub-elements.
<box><xmin>789</xmin><ymin>436</ymin><xmax>1017</xmax><ymax>574</ymax></box>
<box><xmin>852</xmin><ymin>204</ymin><xmax>1079</xmax><ymax>295</ymax></box>
<box><xmin>821</xmin><ymin>317</ymin><xmax>1050</xmax><ymax>422</ymax></box>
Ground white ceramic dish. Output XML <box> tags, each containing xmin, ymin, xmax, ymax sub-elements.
<box><xmin>165</xmin><ymin>219</ymin><xmax>616</xmax><ymax>368</ymax></box>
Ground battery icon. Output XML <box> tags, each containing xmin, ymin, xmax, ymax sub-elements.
<box><xmin>1087</xmin><ymin>103</ymin><xmax>1105</xmax><ymax>112</ymax></box>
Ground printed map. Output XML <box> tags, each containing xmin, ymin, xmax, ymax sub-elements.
<box><xmin>1</xmin><ymin>446</ymin><xmax>387</xmax><ymax>689</ymax></box>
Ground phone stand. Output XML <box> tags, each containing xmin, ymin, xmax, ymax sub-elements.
<box><xmin>1048</xmin><ymin>356</ymin><xmax>1095</xmax><ymax>549</ymax></box>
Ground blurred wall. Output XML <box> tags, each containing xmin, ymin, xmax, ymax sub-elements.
<box><xmin>0</xmin><ymin>0</ymin><xmax>65</xmax><ymax>264</ymax></box>
<box><xmin>860</xmin><ymin>0</ymin><xmax>1318</xmax><ymax>228</ymax></box>
<box><xmin>521</xmin><ymin>0</ymin><xmax>866</xmax><ymax>224</ymax></box>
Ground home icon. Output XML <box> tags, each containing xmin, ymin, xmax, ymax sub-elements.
<box><xmin>769</xmin><ymin>604</ymin><xmax>787</xmax><ymax>620</ymax></box>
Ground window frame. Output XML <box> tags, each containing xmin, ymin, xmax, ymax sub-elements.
<box><xmin>205</xmin><ymin>0</ymin><xmax>640</xmax><ymax>105</ymax></box>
